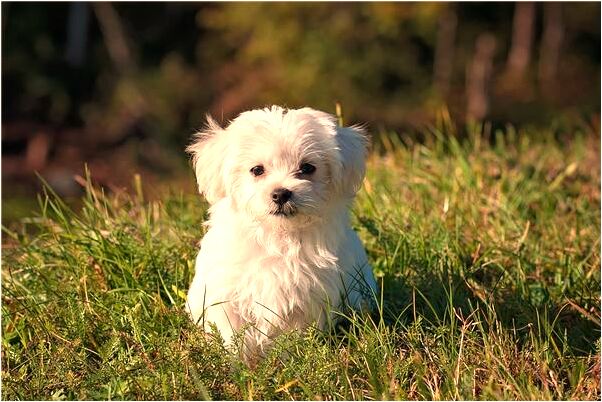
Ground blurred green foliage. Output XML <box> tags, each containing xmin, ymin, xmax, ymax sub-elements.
<box><xmin>2</xmin><ymin>2</ymin><xmax>600</xmax><ymax>149</ymax></box>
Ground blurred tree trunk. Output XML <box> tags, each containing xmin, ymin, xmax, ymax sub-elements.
<box><xmin>466</xmin><ymin>33</ymin><xmax>497</xmax><ymax>121</ymax></box>
<box><xmin>92</xmin><ymin>3</ymin><xmax>149</xmax><ymax>143</ymax></box>
<box><xmin>506</xmin><ymin>2</ymin><xmax>535</xmax><ymax>78</ymax></box>
<box><xmin>1</xmin><ymin>2</ymin><xmax>8</xmax><ymax>36</ymax></box>
<box><xmin>65</xmin><ymin>2</ymin><xmax>89</xmax><ymax>67</ymax></box>
<box><xmin>93</xmin><ymin>3</ymin><xmax>136</xmax><ymax>74</ymax></box>
<box><xmin>538</xmin><ymin>3</ymin><xmax>563</xmax><ymax>96</ymax></box>
<box><xmin>433</xmin><ymin>7</ymin><xmax>457</xmax><ymax>99</ymax></box>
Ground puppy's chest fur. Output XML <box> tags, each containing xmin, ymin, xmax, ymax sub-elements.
<box><xmin>201</xmin><ymin>210</ymin><xmax>347</xmax><ymax>330</ymax></box>
<box><xmin>225</xmin><ymin>226</ymin><xmax>341</xmax><ymax>327</ymax></box>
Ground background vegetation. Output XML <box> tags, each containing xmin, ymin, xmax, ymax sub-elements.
<box><xmin>2</xmin><ymin>2</ymin><xmax>600</xmax><ymax>216</ymax></box>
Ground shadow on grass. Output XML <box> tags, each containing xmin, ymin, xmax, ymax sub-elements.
<box><xmin>377</xmin><ymin>270</ymin><xmax>600</xmax><ymax>356</ymax></box>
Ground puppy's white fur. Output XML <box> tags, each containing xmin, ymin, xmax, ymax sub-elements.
<box><xmin>186</xmin><ymin>106</ymin><xmax>376</xmax><ymax>356</ymax></box>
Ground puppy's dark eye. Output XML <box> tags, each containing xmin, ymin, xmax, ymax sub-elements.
<box><xmin>299</xmin><ymin>163</ymin><xmax>316</xmax><ymax>175</ymax></box>
<box><xmin>250</xmin><ymin>165</ymin><xmax>265</xmax><ymax>177</ymax></box>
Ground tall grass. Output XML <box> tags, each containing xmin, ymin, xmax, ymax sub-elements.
<box><xmin>2</xmin><ymin>122</ymin><xmax>600</xmax><ymax>400</ymax></box>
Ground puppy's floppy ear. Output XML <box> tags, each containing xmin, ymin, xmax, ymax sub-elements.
<box><xmin>186</xmin><ymin>115</ymin><xmax>229</xmax><ymax>204</ymax></box>
<box><xmin>298</xmin><ymin>107</ymin><xmax>369</xmax><ymax>197</ymax></box>
<box><xmin>333</xmin><ymin>125</ymin><xmax>369</xmax><ymax>197</ymax></box>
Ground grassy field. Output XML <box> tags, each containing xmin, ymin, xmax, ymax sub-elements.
<box><xmin>2</xmin><ymin>120</ymin><xmax>600</xmax><ymax>400</ymax></box>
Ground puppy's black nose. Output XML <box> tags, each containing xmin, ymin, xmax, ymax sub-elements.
<box><xmin>271</xmin><ymin>188</ymin><xmax>292</xmax><ymax>205</ymax></box>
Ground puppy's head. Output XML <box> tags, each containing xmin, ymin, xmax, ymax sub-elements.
<box><xmin>187</xmin><ymin>106</ymin><xmax>368</xmax><ymax>225</ymax></box>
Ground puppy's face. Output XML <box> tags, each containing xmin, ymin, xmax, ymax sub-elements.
<box><xmin>188</xmin><ymin>106</ymin><xmax>368</xmax><ymax>226</ymax></box>
<box><xmin>231</xmin><ymin>124</ymin><xmax>331</xmax><ymax>221</ymax></box>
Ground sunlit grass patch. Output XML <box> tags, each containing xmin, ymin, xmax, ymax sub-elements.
<box><xmin>2</xmin><ymin>124</ymin><xmax>600</xmax><ymax>400</ymax></box>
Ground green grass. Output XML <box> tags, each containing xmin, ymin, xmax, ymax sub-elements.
<box><xmin>2</xmin><ymin>122</ymin><xmax>600</xmax><ymax>400</ymax></box>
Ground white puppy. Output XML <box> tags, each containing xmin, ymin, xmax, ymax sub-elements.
<box><xmin>185</xmin><ymin>106</ymin><xmax>376</xmax><ymax>358</ymax></box>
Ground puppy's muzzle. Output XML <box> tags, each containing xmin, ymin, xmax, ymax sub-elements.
<box><xmin>270</xmin><ymin>188</ymin><xmax>296</xmax><ymax>217</ymax></box>
<box><xmin>271</xmin><ymin>188</ymin><xmax>292</xmax><ymax>206</ymax></box>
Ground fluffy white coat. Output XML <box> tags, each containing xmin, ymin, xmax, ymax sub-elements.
<box><xmin>186</xmin><ymin>106</ymin><xmax>376</xmax><ymax>357</ymax></box>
